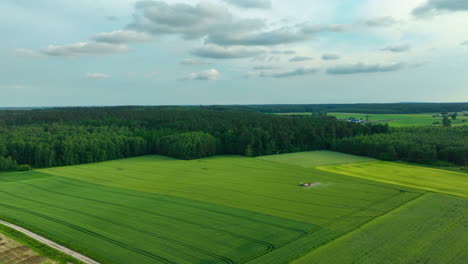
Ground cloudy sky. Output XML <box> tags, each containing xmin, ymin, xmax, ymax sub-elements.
<box><xmin>1</xmin><ymin>0</ymin><xmax>468</xmax><ymax>106</ymax></box>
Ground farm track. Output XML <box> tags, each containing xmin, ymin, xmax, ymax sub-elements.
<box><xmin>0</xmin><ymin>189</ymin><xmax>237</xmax><ymax>264</ymax></box>
<box><xmin>0</xmin><ymin>202</ymin><xmax>179</xmax><ymax>264</ymax></box>
<box><xmin>0</xmin><ymin>219</ymin><xmax>100</xmax><ymax>264</ymax></box>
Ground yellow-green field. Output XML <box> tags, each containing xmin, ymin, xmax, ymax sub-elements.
<box><xmin>317</xmin><ymin>161</ymin><xmax>468</xmax><ymax>198</ymax></box>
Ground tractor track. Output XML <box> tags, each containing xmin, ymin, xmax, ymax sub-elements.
<box><xmin>0</xmin><ymin>203</ymin><xmax>177</xmax><ymax>264</ymax></box>
<box><xmin>40</xmin><ymin>177</ymin><xmax>310</xmax><ymax>234</ymax></box>
<box><xmin>0</xmin><ymin>189</ymin><xmax>237</xmax><ymax>264</ymax></box>
<box><xmin>19</xmin><ymin>182</ymin><xmax>278</xmax><ymax>254</ymax></box>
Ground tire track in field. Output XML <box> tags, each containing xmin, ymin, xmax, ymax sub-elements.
<box><xmin>14</xmin><ymin>184</ymin><xmax>273</xmax><ymax>263</ymax></box>
<box><xmin>243</xmin><ymin>191</ymin><xmax>418</xmax><ymax>263</ymax></box>
<box><xmin>0</xmin><ymin>190</ymin><xmax>238</xmax><ymax>264</ymax></box>
<box><xmin>41</xmin><ymin>177</ymin><xmax>310</xmax><ymax>235</ymax></box>
<box><xmin>0</xmin><ymin>202</ymin><xmax>177</xmax><ymax>264</ymax></box>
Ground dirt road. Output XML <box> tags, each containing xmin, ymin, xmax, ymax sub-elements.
<box><xmin>0</xmin><ymin>219</ymin><xmax>100</xmax><ymax>264</ymax></box>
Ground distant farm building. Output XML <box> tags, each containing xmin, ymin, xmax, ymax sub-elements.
<box><xmin>345</xmin><ymin>119</ymin><xmax>366</xmax><ymax>124</ymax></box>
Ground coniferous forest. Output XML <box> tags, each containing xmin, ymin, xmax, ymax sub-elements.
<box><xmin>0</xmin><ymin>106</ymin><xmax>466</xmax><ymax>171</ymax></box>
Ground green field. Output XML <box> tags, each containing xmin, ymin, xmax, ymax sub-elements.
<box><xmin>276</xmin><ymin>112</ymin><xmax>468</xmax><ymax>127</ymax></box>
<box><xmin>317</xmin><ymin>161</ymin><xmax>468</xmax><ymax>198</ymax></box>
<box><xmin>0</xmin><ymin>154</ymin><xmax>421</xmax><ymax>264</ymax></box>
<box><xmin>258</xmin><ymin>151</ymin><xmax>375</xmax><ymax>168</ymax></box>
<box><xmin>293</xmin><ymin>193</ymin><xmax>468</xmax><ymax>264</ymax></box>
<box><xmin>329</xmin><ymin>112</ymin><xmax>468</xmax><ymax>127</ymax></box>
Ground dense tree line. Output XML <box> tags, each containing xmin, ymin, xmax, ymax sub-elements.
<box><xmin>0</xmin><ymin>125</ymin><xmax>149</xmax><ymax>170</ymax></box>
<box><xmin>333</xmin><ymin>126</ymin><xmax>468</xmax><ymax>166</ymax></box>
<box><xmin>157</xmin><ymin>132</ymin><xmax>217</xmax><ymax>159</ymax></box>
<box><xmin>204</xmin><ymin>103</ymin><xmax>468</xmax><ymax>114</ymax></box>
<box><xmin>0</xmin><ymin>107</ymin><xmax>387</xmax><ymax>171</ymax></box>
<box><xmin>1</xmin><ymin>106</ymin><xmax>464</xmax><ymax>171</ymax></box>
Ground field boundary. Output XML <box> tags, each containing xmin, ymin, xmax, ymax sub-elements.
<box><xmin>316</xmin><ymin>163</ymin><xmax>468</xmax><ymax>199</ymax></box>
<box><xmin>290</xmin><ymin>192</ymin><xmax>427</xmax><ymax>263</ymax></box>
<box><xmin>0</xmin><ymin>219</ymin><xmax>99</xmax><ymax>264</ymax></box>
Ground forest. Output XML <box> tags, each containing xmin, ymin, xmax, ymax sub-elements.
<box><xmin>0</xmin><ymin>107</ymin><xmax>384</xmax><ymax>170</ymax></box>
<box><xmin>205</xmin><ymin>103</ymin><xmax>468</xmax><ymax>114</ymax></box>
<box><xmin>0</xmin><ymin>106</ymin><xmax>466</xmax><ymax>170</ymax></box>
<box><xmin>333</xmin><ymin>127</ymin><xmax>468</xmax><ymax>166</ymax></box>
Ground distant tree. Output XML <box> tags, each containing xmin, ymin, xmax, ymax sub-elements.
<box><xmin>442</xmin><ymin>116</ymin><xmax>451</xmax><ymax>127</ymax></box>
<box><xmin>441</xmin><ymin>109</ymin><xmax>449</xmax><ymax>116</ymax></box>
<box><xmin>451</xmin><ymin>112</ymin><xmax>458</xmax><ymax>120</ymax></box>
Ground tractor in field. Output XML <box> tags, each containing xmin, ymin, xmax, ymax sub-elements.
<box><xmin>299</xmin><ymin>182</ymin><xmax>319</xmax><ymax>188</ymax></box>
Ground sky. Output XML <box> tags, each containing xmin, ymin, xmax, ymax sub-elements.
<box><xmin>1</xmin><ymin>0</ymin><xmax>468</xmax><ymax>106</ymax></box>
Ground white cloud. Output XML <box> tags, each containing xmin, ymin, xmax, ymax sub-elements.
<box><xmin>129</xmin><ymin>1</ymin><xmax>233</xmax><ymax>39</ymax></box>
<box><xmin>91</xmin><ymin>30</ymin><xmax>152</xmax><ymax>44</ymax></box>
<box><xmin>413</xmin><ymin>0</ymin><xmax>468</xmax><ymax>17</ymax></box>
<box><xmin>382</xmin><ymin>44</ymin><xmax>410</xmax><ymax>52</ymax></box>
<box><xmin>221</xmin><ymin>0</ymin><xmax>271</xmax><ymax>9</ymax></box>
<box><xmin>327</xmin><ymin>63</ymin><xmax>405</xmax><ymax>75</ymax></box>
<box><xmin>290</xmin><ymin>56</ymin><xmax>314</xmax><ymax>62</ymax></box>
<box><xmin>14</xmin><ymin>48</ymin><xmax>42</xmax><ymax>57</ymax></box>
<box><xmin>322</xmin><ymin>54</ymin><xmax>340</xmax><ymax>60</ymax></box>
<box><xmin>0</xmin><ymin>84</ymin><xmax>27</xmax><ymax>89</ymax></box>
<box><xmin>41</xmin><ymin>42</ymin><xmax>129</xmax><ymax>57</ymax></box>
<box><xmin>86</xmin><ymin>73</ymin><xmax>110</xmax><ymax>79</ymax></box>
<box><xmin>181</xmin><ymin>58</ymin><xmax>211</xmax><ymax>66</ymax></box>
<box><xmin>363</xmin><ymin>16</ymin><xmax>399</xmax><ymax>27</ymax></box>
<box><xmin>181</xmin><ymin>69</ymin><xmax>221</xmax><ymax>80</ymax></box>
<box><xmin>302</xmin><ymin>24</ymin><xmax>349</xmax><ymax>34</ymax></box>
<box><xmin>250</xmin><ymin>67</ymin><xmax>319</xmax><ymax>78</ymax></box>
<box><xmin>192</xmin><ymin>45</ymin><xmax>265</xmax><ymax>59</ymax></box>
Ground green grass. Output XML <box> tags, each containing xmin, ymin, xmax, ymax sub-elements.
<box><xmin>317</xmin><ymin>161</ymin><xmax>468</xmax><ymax>198</ymax></box>
<box><xmin>293</xmin><ymin>193</ymin><xmax>468</xmax><ymax>264</ymax></box>
<box><xmin>328</xmin><ymin>112</ymin><xmax>468</xmax><ymax>127</ymax></box>
<box><xmin>257</xmin><ymin>151</ymin><xmax>375</xmax><ymax>168</ymax></box>
<box><xmin>0</xmin><ymin>155</ymin><xmax>421</xmax><ymax>264</ymax></box>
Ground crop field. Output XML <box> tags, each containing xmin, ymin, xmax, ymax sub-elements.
<box><xmin>293</xmin><ymin>193</ymin><xmax>468</xmax><ymax>264</ymax></box>
<box><xmin>258</xmin><ymin>151</ymin><xmax>375</xmax><ymax>168</ymax></box>
<box><xmin>328</xmin><ymin>112</ymin><xmax>468</xmax><ymax>127</ymax></box>
<box><xmin>317</xmin><ymin>161</ymin><xmax>468</xmax><ymax>198</ymax></box>
<box><xmin>275</xmin><ymin>112</ymin><xmax>468</xmax><ymax>127</ymax></box>
<box><xmin>0</xmin><ymin>155</ymin><xmax>421</xmax><ymax>264</ymax></box>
